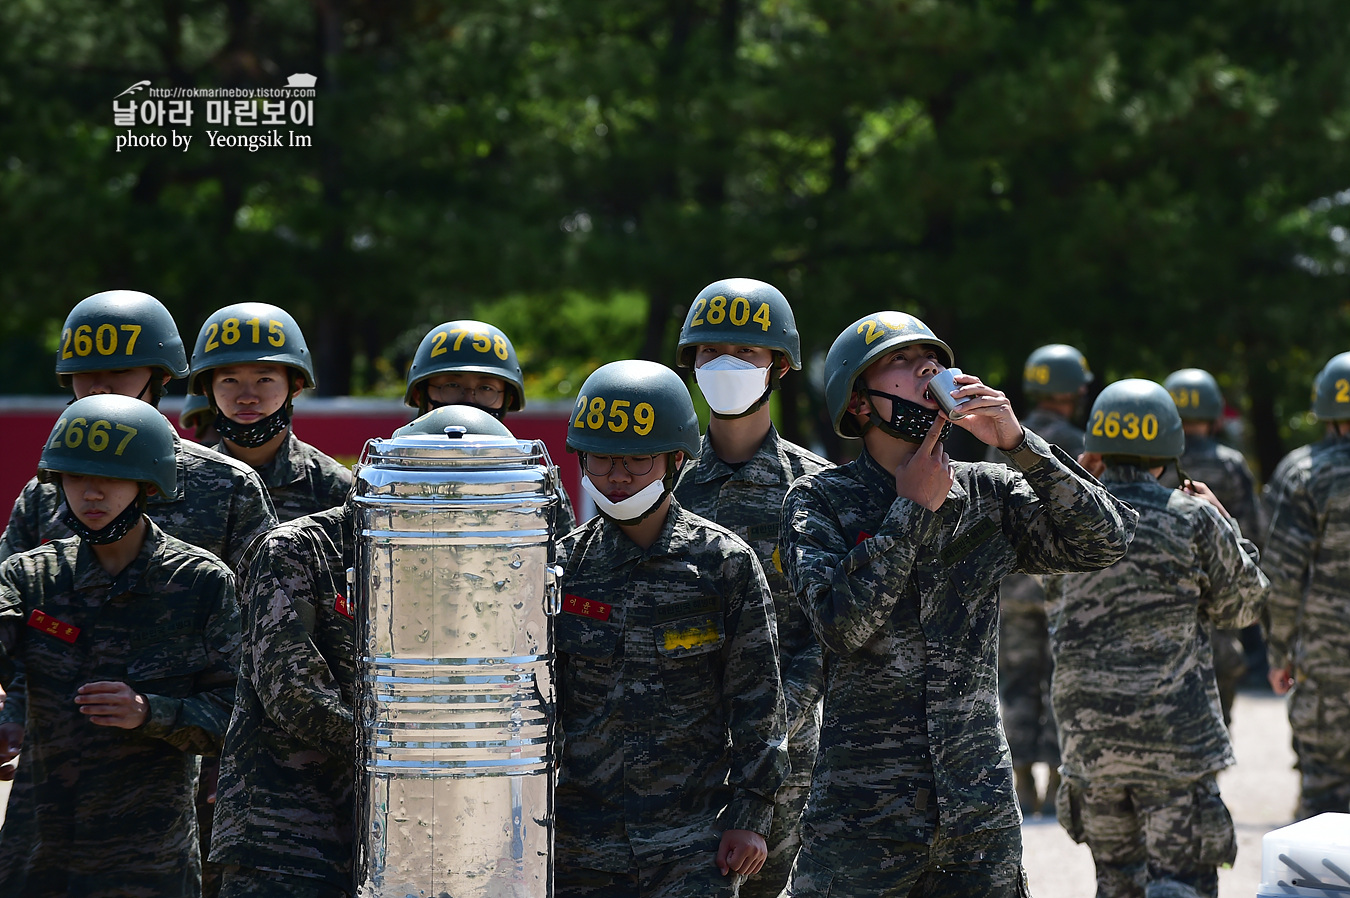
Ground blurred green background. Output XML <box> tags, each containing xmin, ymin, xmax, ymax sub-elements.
<box><xmin>4</xmin><ymin>0</ymin><xmax>1350</xmax><ymax>476</ymax></box>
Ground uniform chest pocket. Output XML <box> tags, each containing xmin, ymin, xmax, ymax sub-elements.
<box><xmin>945</xmin><ymin>524</ymin><xmax>1016</xmax><ymax>603</ymax></box>
<box><xmin>655</xmin><ymin>614</ymin><xmax>726</xmax><ymax>703</ymax></box>
<box><xmin>127</xmin><ymin>637</ymin><xmax>209</xmax><ymax>698</ymax></box>
<box><xmin>557</xmin><ymin>612</ymin><xmax>621</xmax><ymax>661</ymax></box>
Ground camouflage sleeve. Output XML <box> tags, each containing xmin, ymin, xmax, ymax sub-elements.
<box><xmin>241</xmin><ymin>532</ymin><xmax>354</xmax><ymax>755</ymax></box>
<box><xmin>227</xmin><ymin>469</ymin><xmax>279</xmax><ymax>574</ymax></box>
<box><xmin>553</xmin><ymin>474</ymin><xmax>578</xmax><ymax>534</ymax></box>
<box><xmin>999</xmin><ymin>429</ymin><xmax>1138</xmax><ymax>574</ymax></box>
<box><xmin>781</xmin><ymin>636</ymin><xmax>822</xmax><ymax>740</ymax></box>
<box><xmin>1228</xmin><ymin>460</ymin><xmax>1263</xmax><ymax>542</ymax></box>
<box><xmin>1193</xmin><ymin>502</ymin><xmax>1268</xmax><ymax>631</ymax></box>
<box><xmin>781</xmin><ymin>480</ymin><xmax>943</xmax><ymax>656</ymax></box>
<box><xmin>0</xmin><ymin>482</ymin><xmax>41</xmax><ymax>564</ymax></box>
<box><xmin>1260</xmin><ymin>466</ymin><xmax>1316</xmax><ymax>669</ymax></box>
<box><xmin>719</xmin><ymin>546</ymin><xmax>789</xmax><ymax>837</ymax></box>
<box><xmin>140</xmin><ymin>568</ymin><xmax>242</xmax><ymax>755</ymax></box>
<box><xmin>0</xmin><ymin>559</ymin><xmax>27</xmax><ymax>725</ymax></box>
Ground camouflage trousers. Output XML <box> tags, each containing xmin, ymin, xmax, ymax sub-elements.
<box><xmin>1289</xmin><ymin>678</ymin><xmax>1350</xmax><ymax>819</ymax></box>
<box><xmin>786</xmin><ymin>825</ymin><xmax>1029</xmax><ymax>898</ymax></box>
<box><xmin>998</xmin><ymin>599</ymin><xmax>1059</xmax><ymax>766</ymax></box>
<box><xmin>218</xmin><ymin>865</ymin><xmax>352</xmax><ymax>898</ymax></box>
<box><xmin>1057</xmin><ymin>774</ymin><xmax>1235</xmax><ymax>898</ymax></box>
<box><xmin>0</xmin><ymin>748</ymin><xmax>34</xmax><ymax>895</ymax></box>
<box><xmin>740</xmin><ymin>711</ymin><xmax>820</xmax><ymax>898</ymax></box>
<box><xmin>556</xmin><ymin>851</ymin><xmax>742</xmax><ymax>898</ymax></box>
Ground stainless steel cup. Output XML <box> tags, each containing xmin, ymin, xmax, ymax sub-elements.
<box><xmin>928</xmin><ymin>367</ymin><xmax>969</xmax><ymax>419</ymax></box>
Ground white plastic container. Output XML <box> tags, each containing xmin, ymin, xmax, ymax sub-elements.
<box><xmin>1257</xmin><ymin>813</ymin><xmax>1350</xmax><ymax>897</ymax></box>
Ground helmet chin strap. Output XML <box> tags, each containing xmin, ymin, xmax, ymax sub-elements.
<box><xmin>425</xmin><ymin>392</ymin><xmax>508</xmax><ymax>421</ymax></box>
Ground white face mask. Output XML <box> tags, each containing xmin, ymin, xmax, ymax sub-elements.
<box><xmin>582</xmin><ymin>474</ymin><xmax>669</xmax><ymax>524</ymax></box>
<box><xmin>694</xmin><ymin>354</ymin><xmax>771</xmax><ymax>416</ymax></box>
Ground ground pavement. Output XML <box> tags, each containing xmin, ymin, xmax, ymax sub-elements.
<box><xmin>1021</xmin><ymin>689</ymin><xmax>1299</xmax><ymax>898</ymax></box>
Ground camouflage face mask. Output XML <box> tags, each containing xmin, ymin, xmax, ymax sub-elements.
<box><xmin>215</xmin><ymin>404</ymin><xmax>291</xmax><ymax>448</ymax></box>
<box><xmin>866</xmin><ymin>389</ymin><xmax>953</xmax><ymax>444</ymax></box>
<box><xmin>59</xmin><ymin>496</ymin><xmax>144</xmax><ymax>545</ymax></box>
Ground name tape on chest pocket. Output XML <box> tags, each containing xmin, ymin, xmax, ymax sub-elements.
<box><xmin>939</xmin><ymin>517</ymin><xmax>1000</xmax><ymax>567</ymax></box>
<box><xmin>28</xmin><ymin>609</ymin><xmax>80</xmax><ymax>644</ymax></box>
<box><xmin>564</xmin><ymin>594</ymin><xmax>612</xmax><ymax>622</ymax></box>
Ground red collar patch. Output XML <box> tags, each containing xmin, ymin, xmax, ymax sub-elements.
<box><xmin>856</xmin><ymin>531</ymin><xmax>872</xmax><ymax>545</ymax></box>
<box><xmin>563</xmin><ymin>594</ymin><xmax>612</xmax><ymax>622</ymax></box>
<box><xmin>334</xmin><ymin>594</ymin><xmax>354</xmax><ymax>620</ymax></box>
<box><xmin>28</xmin><ymin>609</ymin><xmax>79</xmax><ymax>644</ymax></box>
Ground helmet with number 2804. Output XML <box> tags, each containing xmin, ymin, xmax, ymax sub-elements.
<box><xmin>1083</xmin><ymin>378</ymin><xmax>1184</xmax><ymax>458</ymax></box>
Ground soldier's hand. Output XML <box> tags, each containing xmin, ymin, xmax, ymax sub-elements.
<box><xmin>1268</xmin><ymin>665</ymin><xmax>1294</xmax><ymax>696</ymax></box>
<box><xmin>1182</xmin><ymin>480</ymin><xmax>1230</xmax><ymax>517</ymax></box>
<box><xmin>946</xmin><ymin>372</ymin><xmax>1023</xmax><ymax>451</ymax></box>
<box><xmin>75</xmin><ymin>681</ymin><xmax>150</xmax><ymax>729</ymax></box>
<box><xmin>1077</xmin><ymin>452</ymin><xmax>1105</xmax><ymax>478</ymax></box>
<box><xmin>717</xmin><ymin>829</ymin><xmax>768</xmax><ymax>876</ymax></box>
<box><xmin>895</xmin><ymin>415</ymin><xmax>953</xmax><ymax>511</ymax></box>
<box><xmin>0</xmin><ymin>722</ymin><xmax>23</xmax><ymax>781</ymax></box>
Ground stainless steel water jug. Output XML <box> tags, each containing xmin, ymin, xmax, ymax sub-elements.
<box><xmin>353</xmin><ymin>428</ymin><xmax>561</xmax><ymax>898</ymax></box>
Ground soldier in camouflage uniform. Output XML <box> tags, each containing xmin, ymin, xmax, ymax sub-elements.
<box><xmin>1262</xmin><ymin>351</ymin><xmax>1350</xmax><ymax>818</ymax></box>
<box><xmin>556</xmin><ymin>360</ymin><xmax>788</xmax><ymax>898</ymax></box>
<box><xmin>209</xmin><ymin>406</ymin><xmax>512</xmax><ymax>897</ymax></box>
<box><xmin>0</xmin><ymin>290</ymin><xmax>276</xmax><ymax>897</ymax></box>
<box><xmin>1046</xmin><ymin>379</ymin><xmax>1267</xmax><ymax>898</ymax></box>
<box><xmin>986</xmin><ymin>343</ymin><xmax>1092</xmax><ymax>816</ymax></box>
<box><xmin>405</xmin><ymin>318</ymin><xmax>576</xmax><ymax>532</ymax></box>
<box><xmin>189</xmin><ymin>303</ymin><xmax>352</xmax><ymax>522</ymax></box>
<box><xmin>1158</xmin><ymin>368</ymin><xmax>1263</xmax><ymax>726</ymax></box>
<box><xmin>673</xmin><ymin>278</ymin><xmax>830</xmax><ymax>898</ymax></box>
<box><xmin>0</xmin><ymin>396</ymin><xmax>240</xmax><ymax>897</ymax></box>
<box><xmin>779</xmin><ymin>313</ymin><xmax>1135</xmax><ymax>897</ymax></box>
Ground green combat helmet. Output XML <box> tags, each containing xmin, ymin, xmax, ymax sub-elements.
<box><xmin>1083</xmin><ymin>378</ymin><xmax>1184</xmax><ymax>459</ymax></box>
<box><xmin>567</xmin><ymin>360</ymin><xmax>700</xmax><ymax>457</ymax></box>
<box><xmin>1023</xmin><ymin>344</ymin><xmax>1092</xmax><ymax>398</ymax></box>
<box><xmin>179</xmin><ymin>393</ymin><xmax>214</xmax><ymax>432</ymax></box>
<box><xmin>404</xmin><ymin>319</ymin><xmax>526</xmax><ymax>413</ymax></box>
<box><xmin>39</xmin><ymin>394</ymin><xmax>178</xmax><ymax>496</ymax></box>
<box><xmin>676</xmin><ymin>278</ymin><xmax>802</xmax><ymax>368</ymax></box>
<box><xmin>395</xmin><ymin>405</ymin><xmax>514</xmax><ymax>439</ymax></box>
<box><xmin>1313</xmin><ymin>351</ymin><xmax>1350</xmax><ymax>421</ymax></box>
<box><xmin>188</xmin><ymin>302</ymin><xmax>317</xmax><ymax>395</ymax></box>
<box><xmin>55</xmin><ymin>290</ymin><xmax>189</xmax><ymax>385</ymax></box>
<box><xmin>823</xmin><ymin>311</ymin><xmax>954</xmax><ymax>439</ymax></box>
<box><xmin>1164</xmin><ymin>368</ymin><xmax>1224</xmax><ymax>421</ymax></box>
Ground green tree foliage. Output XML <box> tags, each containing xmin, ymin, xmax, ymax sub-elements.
<box><xmin>3</xmin><ymin>0</ymin><xmax>1349</xmax><ymax>475</ymax></box>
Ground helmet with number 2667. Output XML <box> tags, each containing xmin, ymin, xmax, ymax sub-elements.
<box><xmin>38</xmin><ymin>394</ymin><xmax>178</xmax><ymax>496</ymax></box>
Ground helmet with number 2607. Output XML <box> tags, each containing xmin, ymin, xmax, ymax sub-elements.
<box><xmin>55</xmin><ymin>290</ymin><xmax>189</xmax><ymax>383</ymax></box>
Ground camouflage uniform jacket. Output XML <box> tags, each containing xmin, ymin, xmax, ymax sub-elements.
<box><xmin>555</xmin><ymin>500</ymin><xmax>789</xmax><ymax>871</ymax></box>
<box><xmin>985</xmin><ymin>407</ymin><xmax>1086</xmax><ymax>611</ymax></box>
<box><xmin>674</xmin><ymin>426</ymin><xmax>831</xmax><ymax>741</ymax></box>
<box><xmin>0</xmin><ymin>523</ymin><xmax>240</xmax><ymax>895</ymax></box>
<box><xmin>1159</xmin><ymin>434</ymin><xmax>1262</xmax><ymax>541</ymax></box>
<box><xmin>210</xmin><ymin>504</ymin><xmax>357</xmax><ymax>889</ymax></box>
<box><xmin>1</xmin><ymin>431</ymin><xmax>277</xmax><ymax>573</ymax></box>
<box><xmin>1260</xmin><ymin>436</ymin><xmax>1350</xmax><ymax>682</ymax></box>
<box><xmin>212</xmin><ymin>429</ymin><xmax>352</xmax><ymax>523</ymax></box>
<box><xmin>1045</xmin><ymin>466</ymin><xmax>1268</xmax><ymax>785</ymax></box>
<box><xmin>779</xmin><ymin>429</ymin><xmax>1136</xmax><ymax>864</ymax></box>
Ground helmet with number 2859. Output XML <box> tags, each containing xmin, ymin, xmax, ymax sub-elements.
<box><xmin>566</xmin><ymin>360</ymin><xmax>700</xmax><ymax>457</ymax></box>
